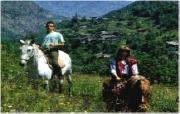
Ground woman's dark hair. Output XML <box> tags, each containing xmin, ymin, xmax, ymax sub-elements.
<box><xmin>46</xmin><ymin>21</ymin><xmax>55</xmax><ymax>27</ymax></box>
<box><xmin>115</xmin><ymin>49</ymin><xmax>130</xmax><ymax>61</ymax></box>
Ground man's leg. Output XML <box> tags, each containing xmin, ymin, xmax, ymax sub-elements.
<box><xmin>51</xmin><ymin>51</ymin><xmax>61</xmax><ymax>74</ymax></box>
<box><xmin>51</xmin><ymin>51</ymin><xmax>64</xmax><ymax>92</ymax></box>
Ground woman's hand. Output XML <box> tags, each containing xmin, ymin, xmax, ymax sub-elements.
<box><xmin>116</xmin><ymin>76</ymin><xmax>121</xmax><ymax>81</ymax></box>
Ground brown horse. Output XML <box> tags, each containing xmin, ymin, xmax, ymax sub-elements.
<box><xmin>102</xmin><ymin>75</ymin><xmax>150</xmax><ymax>112</ymax></box>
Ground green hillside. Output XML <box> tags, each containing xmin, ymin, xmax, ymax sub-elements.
<box><xmin>1</xmin><ymin>43</ymin><xmax>178</xmax><ymax>112</ymax></box>
<box><xmin>46</xmin><ymin>1</ymin><xmax>178</xmax><ymax>84</ymax></box>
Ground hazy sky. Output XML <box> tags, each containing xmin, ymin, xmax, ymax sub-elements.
<box><xmin>35</xmin><ymin>1</ymin><xmax>133</xmax><ymax>18</ymax></box>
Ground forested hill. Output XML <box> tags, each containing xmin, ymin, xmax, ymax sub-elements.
<box><xmin>1</xmin><ymin>1</ymin><xmax>57</xmax><ymax>40</ymax></box>
<box><xmin>1</xmin><ymin>1</ymin><xmax>178</xmax><ymax>84</ymax></box>
<box><xmin>56</xmin><ymin>1</ymin><xmax>178</xmax><ymax>84</ymax></box>
<box><xmin>100</xmin><ymin>1</ymin><xmax>178</xmax><ymax>54</ymax></box>
<box><xmin>104</xmin><ymin>1</ymin><xmax>178</xmax><ymax>31</ymax></box>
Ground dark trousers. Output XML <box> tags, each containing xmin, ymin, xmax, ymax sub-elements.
<box><xmin>46</xmin><ymin>50</ymin><xmax>62</xmax><ymax>76</ymax></box>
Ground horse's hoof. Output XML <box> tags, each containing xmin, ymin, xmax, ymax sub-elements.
<box><xmin>58</xmin><ymin>85</ymin><xmax>64</xmax><ymax>93</ymax></box>
<box><xmin>52</xmin><ymin>88</ymin><xmax>59</xmax><ymax>93</ymax></box>
<box><xmin>46</xmin><ymin>87</ymin><xmax>50</xmax><ymax>91</ymax></box>
<box><xmin>58</xmin><ymin>90</ymin><xmax>62</xmax><ymax>93</ymax></box>
<box><xmin>68</xmin><ymin>91</ymin><xmax>73</xmax><ymax>97</ymax></box>
<box><xmin>43</xmin><ymin>84</ymin><xmax>49</xmax><ymax>92</ymax></box>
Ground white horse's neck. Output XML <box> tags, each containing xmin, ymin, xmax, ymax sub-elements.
<box><xmin>32</xmin><ymin>44</ymin><xmax>52</xmax><ymax>79</ymax></box>
<box><xmin>32</xmin><ymin>44</ymin><xmax>72</xmax><ymax>76</ymax></box>
<box><xmin>32</xmin><ymin>45</ymin><xmax>48</xmax><ymax>67</ymax></box>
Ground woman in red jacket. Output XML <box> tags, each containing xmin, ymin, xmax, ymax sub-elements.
<box><xmin>110</xmin><ymin>46</ymin><xmax>139</xmax><ymax>83</ymax></box>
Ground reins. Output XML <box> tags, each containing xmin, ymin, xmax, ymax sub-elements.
<box><xmin>33</xmin><ymin>45</ymin><xmax>53</xmax><ymax>69</ymax></box>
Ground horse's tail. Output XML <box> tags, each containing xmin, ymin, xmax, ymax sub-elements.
<box><xmin>128</xmin><ymin>75</ymin><xmax>150</xmax><ymax>94</ymax></box>
<box><xmin>140</xmin><ymin>78</ymin><xmax>150</xmax><ymax>95</ymax></box>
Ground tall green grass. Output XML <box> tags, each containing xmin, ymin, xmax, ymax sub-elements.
<box><xmin>147</xmin><ymin>84</ymin><xmax>178</xmax><ymax>112</ymax></box>
<box><xmin>1</xmin><ymin>43</ymin><xmax>178</xmax><ymax>112</ymax></box>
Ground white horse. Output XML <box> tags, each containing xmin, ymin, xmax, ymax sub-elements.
<box><xmin>19</xmin><ymin>39</ymin><xmax>72</xmax><ymax>96</ymax></box>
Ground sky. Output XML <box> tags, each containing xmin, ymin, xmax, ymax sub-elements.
<box><xmin>35</xmin><ymin>1</ymin><xmax>133</xmax><ymax>18</ymax></box>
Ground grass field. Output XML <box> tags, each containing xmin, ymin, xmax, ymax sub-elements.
<box><xmin>1</xmin><ymin>73</ymin><xmax>178</xmax><ymax>112</ymax></box>
<box><xmin>1</xmin><ymin>47</ymin><xmax>179</xmax><ymax>112</ymax></box>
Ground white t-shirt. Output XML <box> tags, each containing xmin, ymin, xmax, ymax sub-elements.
<box><xmin>42</xmin><ymin>31</ymin><xmax>65</xmax><ymax>48</ymax></box>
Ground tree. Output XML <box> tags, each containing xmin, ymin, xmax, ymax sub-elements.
<box><xmin>71</xmin><ymin>13</ymin><xmax>80</xmax><ymax>31</ymax></box>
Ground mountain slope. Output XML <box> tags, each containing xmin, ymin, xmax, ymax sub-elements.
<box><xmin>1</xmin><ymin>1</ymin><xmax>57</xmax><ymax>40</ymax></box>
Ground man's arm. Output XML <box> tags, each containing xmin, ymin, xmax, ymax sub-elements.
<box><xmin>50</xmin><ymin>33</ymin><xmax>65</xmax><ymax>49</ymax></box>
<box><xmin>49</xmin><ymin>43</ymin><xmax>64</xmax><ymax>50</ymax></box>
<box><xmin>49</xmin><ymin>43</ymin><xmax>64</xmax><ymax>47</ymax></box>
<box><xmin>49</xmin><ymin>33</ymin><xmax>65</xmax><ymax>49</ymax></box>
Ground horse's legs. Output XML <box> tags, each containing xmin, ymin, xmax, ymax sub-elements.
<box><xmin>58</xmin><ymin>75</ymin><xmax>64</xmax><ymax>93</ymax></box>
<box><xmin>45</xmin><ymin>80</ymin><xmax>49</xmax><ymax>91</ymax></box>
<box><xmin>67</xmin><ymin>73</ymin><xmax>73</xmax><ymax>97</ymax></box>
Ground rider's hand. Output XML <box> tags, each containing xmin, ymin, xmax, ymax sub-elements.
<box><xmin>49</xmin><ymin>44</ymin><xmax>54</xmax><ymax>48</ymax></box>
<box><xmin>116</xmin><ymin>77</ymin><xmax>121</xmax><ymax>81</ymax></box>
<box><xmin>49</xmin><ymin>43</ymin><xmax>53</xmax><ymax>46</ymax></box>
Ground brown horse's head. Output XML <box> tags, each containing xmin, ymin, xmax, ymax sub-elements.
<box><xmin>126</xmin><ymin>75</ymin><xmax>150</xmax><ymax>112</ymax></box>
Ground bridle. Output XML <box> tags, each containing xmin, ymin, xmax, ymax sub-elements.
<box><xmin>21</xmin><ymin>58</ymin><xmax>29</xmax><ymax>62</ymax></box>
<box><xmin>21</xmin><ymin>47</ymin><xmax>34</xmax><ymax>63</ymax></box>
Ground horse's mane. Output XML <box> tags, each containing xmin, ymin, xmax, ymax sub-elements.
<box><xmin>128</xmin><ymin>75</ymin><xmax>146</xmax><ymax>85</ymax></box>
<box><xmin>32</xmin><ymin>44</ymin><xmax>46</xmax><ymax>58</ymax></box>
<box><xmin>127</xmin><ymin>75</ymin><xmax>150</xmax><ymax>96</ymax></box>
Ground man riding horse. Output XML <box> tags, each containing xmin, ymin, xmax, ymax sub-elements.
<box><xmin>37</xmin><ymin>21</ymin><xmax>66</xmax><ymax>92</ymax></box>
<box><xmin>19</xmin><ymin>21</ymin><xmax>73</xmax><ymax>94</ymax></box>
<box><xmin>42</xmin><ymin>21</ymin><xmax>65</xmax><ymax>77</ymax></box>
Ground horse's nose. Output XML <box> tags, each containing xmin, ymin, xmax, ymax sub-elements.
<box><xmin>19</xmin><ymin>62</ymin><xmax>25</xmax><ymax>66</ymax></box>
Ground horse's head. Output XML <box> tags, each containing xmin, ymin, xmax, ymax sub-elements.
<box><xmin>19</xmin><ymin>39</ymin><xmax>35</xmax><ymax>66</ymax></box>
<box><xmin>126</xmin><ymin>76</ymin><xmax>150</xmax><ymax>112</ymax></box>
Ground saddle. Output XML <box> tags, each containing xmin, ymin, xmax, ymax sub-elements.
<box><xmin>42</xmin><ymin>48</ymin><xmax>65</xmax><ymax>68</ymax></box>
<box><xmin>112</xmin><ymin>81</ymin><xmax>126</xmax><ymax>96</ymax></box>
<box><xmin>57</xmin><ymin>54</ymin><xmax>65</xmax><ymax>68</ymax></box>
<box><xmin>103</xmin><ymin>78</ymin><xmax>127</xmax><ymax>97</ymax></box>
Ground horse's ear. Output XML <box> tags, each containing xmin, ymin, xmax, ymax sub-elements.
<box><xmin>30</xmin><ymin>36</ymin><xmax>35</xmax><ymax>45</ymax></box>
<box><xmin>27</xmin><ymin>39</ymin><xmax>35</xmax><ymax>45</ymax></box>
<box><xmin>20</xmin><ymin>39</ymin><xmax>25</xmax><ymax>44</ymax></box>
<box><xmin>30</xmin><ymin>39</ymin><xmax>35</xmax><ymax>45</ymax></box>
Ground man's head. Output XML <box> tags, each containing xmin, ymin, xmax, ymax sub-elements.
<box><xmin>116</xmin><ymin>46</ymin><xmax>131</xmax><ymax>59</ymax></box>
<box><xmin>46</xmin><ymin>21</ymin><xmax>55</xmax><ymax>33</ymax></box>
